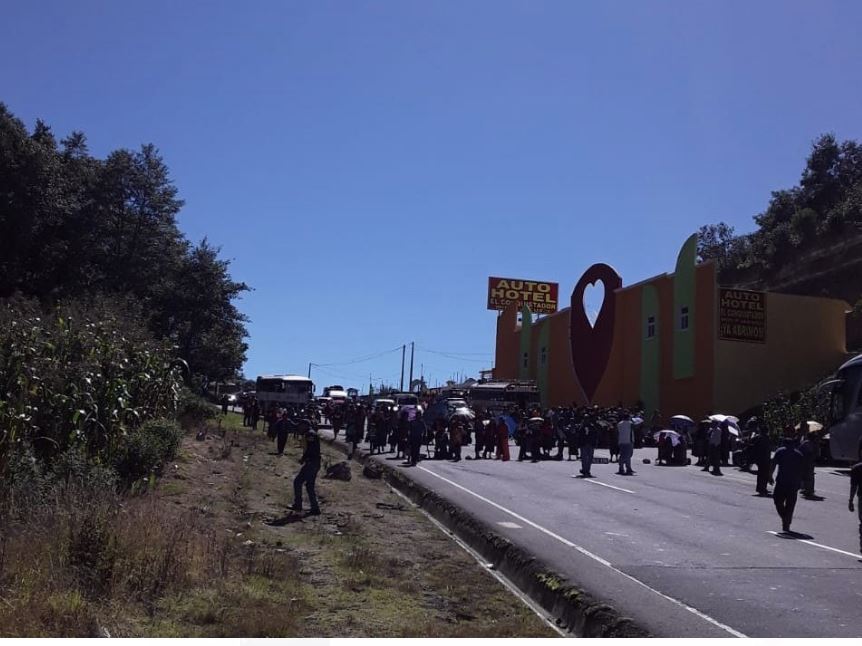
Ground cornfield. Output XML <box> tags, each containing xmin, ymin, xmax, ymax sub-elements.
<box><xmin>0</xmin><ymin>296</ymin><xmax>186</xmax><ymax>473</ymax></box>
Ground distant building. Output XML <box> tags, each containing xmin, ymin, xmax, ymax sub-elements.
<box><xmin>493</xmin><ymin>234</ymin><xmax>849</xmax><ymax>420</ymax></box>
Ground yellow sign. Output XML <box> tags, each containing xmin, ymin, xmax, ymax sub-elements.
<box><xmin>487</xmin><ymin>277</ymin><xmax>559</xmax><ymax>315</ymax></box>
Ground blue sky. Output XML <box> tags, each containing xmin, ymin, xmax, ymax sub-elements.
<box><xmin>3</xmin><ymin>1</ymin><xmax>861</xmax><ymax>391</ymax></box>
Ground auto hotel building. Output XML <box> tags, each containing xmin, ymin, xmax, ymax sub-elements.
<box><xmin>492</xmin><ymin>234</ymin><xmax>850</xmax><ymax>420</ymax></box>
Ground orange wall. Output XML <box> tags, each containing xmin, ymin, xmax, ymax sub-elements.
<box><xmin>494</xmin><ymin>304</ymin><xmax>519</xmax><ymax>380</ymax></box>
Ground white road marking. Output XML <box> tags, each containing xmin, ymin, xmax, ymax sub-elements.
<box><xmin>766</xmin><ymin>531</ymin><xmax>861</xmax><ymax>559</ymax></box>
<box><xmin>497</xmin><ymin>521</ymin><xmax>522</xmax><ymax>529</ymax></box>
<box><xmin>575</xmin><ymin>477</ymin><xmax>635</xmax><ymax>494</ymax></box>
<box><xmin>417</xmin><ymin>465</ymin><xmax>747</xmax><ymax>637</ymax></box>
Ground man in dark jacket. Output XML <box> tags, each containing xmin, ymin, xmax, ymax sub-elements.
<box><xmin>288</xmin><ymin>429</ymin><xmax>321</xmax><ymax>516</ymax></box>
<box><xmin>578</xmin><ymin>416</ymin><xmax>598</xmax><ymax>477</ymax></box>
<box><xmin>275</xmin><ymin>412</ymin><xmax>290</xmax><ymax>456</ymax></box>
<box><xmin>408</xmin><ymin>410</ymin><xmax>427</xmax><ymax>466</ymax></box>
<box><xmin>752</xmin><ymin>424</ymin><xmax>773</xmax><ymax>496</ymax></box>
<box><xmin>771</xmin><ymin>430</ymin><xmax>805</xmax><ymax>533</ymax></box>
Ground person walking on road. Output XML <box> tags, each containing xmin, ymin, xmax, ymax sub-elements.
<box><xmin>349</xmin><ymin>404</ymin><xmax>366</xmax><ymax>459</ymax></box>
<box><xmin>408</xmin><ymin>410</ymin><xmax>427</xmax><ymax>466</ymax></box>
<box><xmin>798</xmin><ymin>422</ymin><xmax>823</xmax><ymax>500</ymax></box>
<box><xmin>483</xmin><ymin>419</ymin><xmax>497</xmax><ymax>459</ymax></box>
<box><xmin>617</xmin><ymin>412</ymin><xmax>635</xmax><ymax>476</ymax></box>
<box><xmin>578</xmin><ymin>416</ymin><xmax>597</xmax><ymax>477</ymax></box>
<box><xmin>703</xmin><ymin>421</ymin><xmax>723</xmax><ymax>476</ymax></box>
<box><xmin>449</xmin><ymin>418</ymin><xmax>464</xmax><ymax>462</ymax></box>
<box><xmin>771</xmin><ymin>428</ymin><xmax>805</xmax><ymax>533</ymax></box>
<box><xmin>473</xmin><ymin>417</ymin><xmax>485</xmax><ymax>459</ymax></box>
<box><xmin>275</xmin><ymin>411</ymin><xmax>290</xmax><ymax>456</ymax></box>
<box><xmin>751</xmin><ymin>420</ymin><xmax>772</xmax><ymax>496</ymax></box>
<box><xmin>496</xmin><ymin>417</ymin><xmax>510</xmax><ymax>461</ymax></box>
<box><xmin>848</xmin><ymin>439</ymin><xmax>862</xmax><ymax>554</ymax></box>
<box><xmin>288</xmin><ymin>428</ymin><xmax>322</xmax><ymax>516</ymax></box>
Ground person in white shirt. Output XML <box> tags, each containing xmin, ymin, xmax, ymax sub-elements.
<box><xmin>617</xmin><ymin>413</ymin><xmax>635</xmax><ymax>476</ymax></box>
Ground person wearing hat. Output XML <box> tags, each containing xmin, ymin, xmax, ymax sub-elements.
<box><xmin>288</xmin><ymin>428</ymin><xmax>322</xmax><ymax>516</ymax></box>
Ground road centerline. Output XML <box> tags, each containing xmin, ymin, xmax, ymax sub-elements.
<box><xmin>416</xmin><ymin>464</ymin><xmax>747</xmax><ymax>637</ymax></box>
<box><xmin>766</xmin><ymin>531</ymin><xmax>861</xmax><ymax>559</ymax></box>
<box><xmin>575</xmin><ymin>477</ymin><xmax>635</xmax><ymax>494</ymax></box>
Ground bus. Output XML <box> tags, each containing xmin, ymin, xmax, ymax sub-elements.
<box><xmin>255</xmin><ymin>375</ymin><xmax>315</xmax><ymax>414</ymax></box>
<box><xmin>467</xmin><ymin>380</ymin><xmax>540</xmax><ymax>413</ymax></box>
<box><xmin>827</xmin><ymin>355</ymin><xmax>862</xmax><ymax>462</ymax></box>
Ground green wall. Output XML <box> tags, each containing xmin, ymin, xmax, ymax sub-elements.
<box><xmin>640</xmin><ymin>284</ymin><xmax>660</xmax><ymax>416</ymax></box>
<box><xmin>673</xmin><ymin>234</ymin><xmax>697</xmax><ymax>379</ymax></box>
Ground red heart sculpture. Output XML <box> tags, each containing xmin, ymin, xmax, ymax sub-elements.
<box><xmin>570</xmin><ymin>263</ymin><xmax>622</xmax><ymax>403</ymax></box>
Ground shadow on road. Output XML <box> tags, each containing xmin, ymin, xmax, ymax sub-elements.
<box><xmin>264</xmin><ymin>515</ymin><xmax>305</xmax><ymax>526</ymax></box>
<box><xmin>776</xmin><ymin>531</ymin><xmax>815</xmax><ymax>540</ymax></box>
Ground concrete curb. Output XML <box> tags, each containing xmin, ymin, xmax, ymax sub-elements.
<box><xmin>331</xmin><ymin>439</ymin><xmax>651</xmax><ymax>637</ymax></box>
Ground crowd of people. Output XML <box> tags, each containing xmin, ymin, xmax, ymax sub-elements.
<box><xmin>225</xmin><ymin>394</ymin><xmax>859</xmax><ymax>548</ymax></box>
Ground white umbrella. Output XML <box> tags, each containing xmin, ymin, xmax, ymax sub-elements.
<box><xmin>670</xmin><ymin>414</ymin><xmax>694</xmax><ymax>424</ymax></box>
<box><xmin>709</xmin><ymin>414</ymin><xmax>741</xmax><ymax>437</ymax></box>
<box><xmin>795</xmin><ymin>420</ymin><xmax>824</xmax><ymax>432</ymax></box>
<box><xmin>709</xmin><ymin>414</ymin><xmax>739</xmax><ymax>427</ymax></box>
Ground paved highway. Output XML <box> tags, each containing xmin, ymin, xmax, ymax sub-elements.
<box><xmin>323</xmin><ymin>429</ymin><xmax>862</xmax><ymax>637</ymax></box>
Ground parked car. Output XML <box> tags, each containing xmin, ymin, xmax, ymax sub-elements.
<box><xmin>372</xmin><ymin>398</ymin><xmax>396</xmax><ymax>413</ymax></box>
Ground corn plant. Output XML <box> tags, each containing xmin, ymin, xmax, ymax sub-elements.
<box><xmin>0</xmin><ymin>297</ymin><xmax>185</xmax><ymax>473</ymax></box>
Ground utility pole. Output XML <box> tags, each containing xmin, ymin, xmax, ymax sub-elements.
<box><xmin>408</xmin><ymin>342</ymin><xmax>414</xmax><ymax>392</ymax></box>
<box><xmin>307</xmin><ymin>362</ymin><xmax>312</xmax><ymax>378</ymax></box>
<box><xmin>400</xmin><ymin>344</ymin><xmax>406</xmax><ymax>392</ymax></box>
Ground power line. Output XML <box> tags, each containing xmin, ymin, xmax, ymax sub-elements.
<box><xmin>314</xmin><ymin>345</ymin><xmax>404</xmax><ymax>367</ymax></box>
<box><xmin>417</xmin><ymin>348</ymin><xmax>492</xmax><ymax>363</ymax></box>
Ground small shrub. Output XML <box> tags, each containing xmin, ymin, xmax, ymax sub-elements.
<box><xmin>177</xmin><ymin>391</ymin><xmax>215</xmax><ymax>430</ymax></box>
<box><xmin>113</xmin><ymin>419</ymin><xmax>183</xmax><ymax>486</ymax></box>
<box><xmin>67</xmin><ymin>502</ymin><xmax>118</xmax><ymax>598</ymax></box>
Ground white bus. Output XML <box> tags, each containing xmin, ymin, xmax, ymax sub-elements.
<box><xmin>255</xmin><ymin>375</ymin><xmax>315</xmax><ymax>413</ymax></box>
<box><xmin>828</xmin><ymin>355</ymin><xmax>862</xmax><ymax>462</ymax></box>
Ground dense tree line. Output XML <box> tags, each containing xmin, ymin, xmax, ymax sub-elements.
<box><xmin>0</xmin><ymin>104</ymin><xmax>248</xmax><ymax>383</ymax></box>
<box><xmin>698</xmin><ymin>134</ymin><xmax>862</xmax><ymax>288</ymax></box>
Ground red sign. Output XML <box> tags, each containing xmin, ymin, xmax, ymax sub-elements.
<box><xmin>487</xmin><ymin>277</ymin><xmax>559</xmax><ymax>315</ymax></box>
